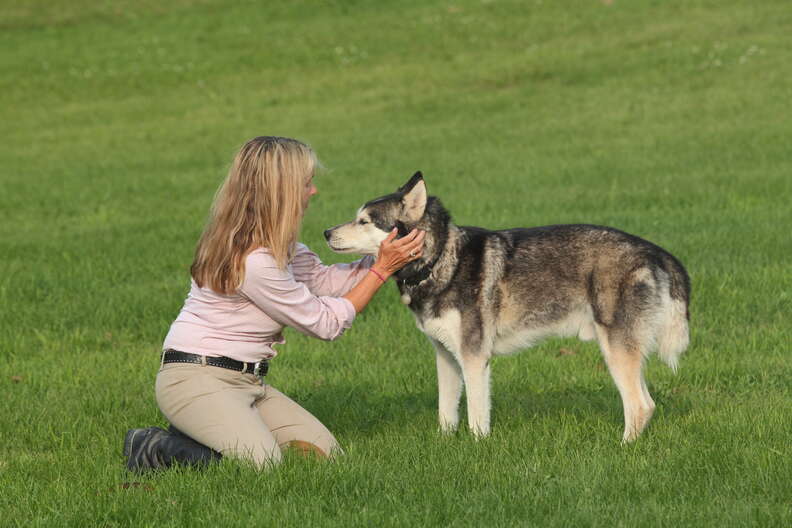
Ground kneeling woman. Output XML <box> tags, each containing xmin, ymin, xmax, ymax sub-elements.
<box><xmin>125</xmin><ymin>136</ymin><xmax>424</xmax><ymax>471</ymax></box>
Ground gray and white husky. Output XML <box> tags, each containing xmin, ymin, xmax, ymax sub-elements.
<box><xmin>325</xmin><ymin>172</ymin><xmax>690</xmax><ymax>442</ymax></box>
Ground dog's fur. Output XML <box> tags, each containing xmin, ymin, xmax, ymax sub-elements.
<box><xmin>325</xmin><ymin>172</ymin><xmax>690</xmax><ymax>441</ymax></box>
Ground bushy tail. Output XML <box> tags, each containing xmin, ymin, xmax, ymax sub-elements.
<box><xmin>654</xmin><ymin>253</ymin><xmax>690</xmax><ymax>372</ymax></box>
<box><xmin>657</xmin><ymin>297</ymin><xmax>689</xmax><ymax>372</ymax></box>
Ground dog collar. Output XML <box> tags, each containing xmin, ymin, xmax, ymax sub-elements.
<box><xmin>396</xmin><ymin>266</ymin><xmax>432</xmax><ymax>287</ymax></box>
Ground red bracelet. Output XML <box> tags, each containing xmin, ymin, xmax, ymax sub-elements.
<box><xmin>369</xmin><ymin>267</ymin><xmax>387</xmax><ymax>283</ymax></box>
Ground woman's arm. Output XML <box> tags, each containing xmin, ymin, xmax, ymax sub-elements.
<box><xmin>291</xmin><ymin>244</ymin><xmax>374</xmax><ymax>297</ymax></box>
<box><xmin>343</xmin><ymin>228</ymin><xmax>425</xmax><ymax>313</ymax></box>
<box><xmin>239</xmin><ymin>229</ymin><xmax>424</xmax><ymax>340</ymax></box>
<box><xmin>240</xmin><ymin>252</ymin><xmax>358</xmax><ymax>341</ymax></box>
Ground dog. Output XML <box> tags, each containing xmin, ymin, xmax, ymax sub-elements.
<box><xmin>324</xmin><ymin>172</ymin><xmax>690</xmax><ymax>442</ymax></box>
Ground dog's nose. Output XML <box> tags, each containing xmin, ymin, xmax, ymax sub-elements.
<box><xmin>323</xmin><ymin>229</ymin><xmax>331</xmax><ymax>240</ymax></box>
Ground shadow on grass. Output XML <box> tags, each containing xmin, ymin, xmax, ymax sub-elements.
<box><xmin>295</xmin><ymin>380</ymin><xmax>694</xmax><ymax>437</ymax></box>
<box><xmin>498</xmin><ymin>382</ymin><xmax>693</xmax><ymax>420</ymax></box>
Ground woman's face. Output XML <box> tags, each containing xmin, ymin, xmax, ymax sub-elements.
<box><xmin>301</xmin><ymin>173</ymin><xmax>318</xmax><ymax>213</ymax></box>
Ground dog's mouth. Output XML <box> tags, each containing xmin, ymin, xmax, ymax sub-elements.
<box><xmin>327</xmin><ymin>243</ymin><xmax>354</xmax><ymax>253</ymax></box>
<box><xmin>325</xmin><ymin>232</ymin><xmax>348</xmax><ymax>253</ymax></box>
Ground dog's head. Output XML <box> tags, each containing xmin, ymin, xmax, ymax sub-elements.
<box><xmin>324</xmin><ymin>171</ymin><xmax>427</xmax><ymax>255</ymax></box>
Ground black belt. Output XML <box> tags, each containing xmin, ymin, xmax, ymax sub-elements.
<box><xmin>162</xmin><ymin>350</ymin><xmax>269</xmax><ymax>377</ymax></box>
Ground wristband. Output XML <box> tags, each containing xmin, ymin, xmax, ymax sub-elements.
<box><xmin>369</xmin><ymin>267</ymin><xmax>387</xmax><ymax>283</ymax></box>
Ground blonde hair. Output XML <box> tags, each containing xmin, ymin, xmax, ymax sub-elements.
<box><xmin>191</xmin><ymin>136</ymin><xmax>319</xmax><ymax>294</ymax></box>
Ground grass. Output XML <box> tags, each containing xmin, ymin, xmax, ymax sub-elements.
<box><xmin>1</xmin><ymin>0</ymin><xmax>791</xmax><ymax>526</ymax></box>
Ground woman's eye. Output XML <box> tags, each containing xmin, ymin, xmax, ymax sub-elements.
<box><xmin>358</xmin><ymin>219</ymin><xmax>368</xmax><ymax>225</ymax></box>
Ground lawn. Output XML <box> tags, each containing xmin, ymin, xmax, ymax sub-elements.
<box><xmin>1</xmin><ymin>0</ymin><xmax>790</xmax><ymax>526</ymax></box>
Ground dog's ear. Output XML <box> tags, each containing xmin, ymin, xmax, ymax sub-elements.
<box><xmin>398</xmin><ymin>171</ymin><xmax>424</xmax><ymax>194</ymax></box>
<box><xmin>400</xmin><ymin>171</ymin><xmax>426</xmax><ymax>223</ymax></box>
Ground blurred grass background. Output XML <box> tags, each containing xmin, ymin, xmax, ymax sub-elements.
<box><xmin>1</xmin><ymin>1</ymin><xmax>790</xmax><ymax>526</ymax></box>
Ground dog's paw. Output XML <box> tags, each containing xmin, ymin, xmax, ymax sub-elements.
<box><xmin>469</xmin><ymin>425</ymin><xmax>491</xmax><ymax>440</ymax></box>
<box><xmin>438</xmin><ymin>421</ymin><xmax>459</xmax><ymax>436</ymax></box>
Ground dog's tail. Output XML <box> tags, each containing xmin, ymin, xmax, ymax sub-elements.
<box><xmin>656</xmin><ymin>255</ymin><xmax>691</xmax><ymax>372</ymax></box>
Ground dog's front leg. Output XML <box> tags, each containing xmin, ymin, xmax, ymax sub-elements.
<box><xmin>461</xmin><ymin>354</ymin><xmax>491</xmax><ymax>438</ymax></box>
<box><xmin>431</xmin><ymin>339</ymin><xmax>463</xmax><ymax>434</ymax></box>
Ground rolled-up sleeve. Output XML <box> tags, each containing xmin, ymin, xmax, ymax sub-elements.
<box><xmin>291</xmin><ymin>243</ymin><xmax>374</xmax><ymax>297</ymax></box>
<box><xmin>240</xmin><ymin>251</ymin><xmax>357</xmax><ymax>341</ymax></box>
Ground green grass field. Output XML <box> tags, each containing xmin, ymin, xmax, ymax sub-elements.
<box><xmin>2</xmin><ymin>0</ymin><xmax>791</xmax><ymax>526</ymax></box>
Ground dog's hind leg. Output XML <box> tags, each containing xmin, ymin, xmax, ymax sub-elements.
<box><xmin>460</xmin><ymin>352</ymin><xmax>492</xmax><ymax>438</ymax></box>
<box><xmin>594</xmin><ymin>325</ymin><xmax>655</xmax><ymax>442</ymax></box>
<box><xmin>431</xmin><ymin>338</ymin><xmax>464</xmax><ymax>434</ymax></box>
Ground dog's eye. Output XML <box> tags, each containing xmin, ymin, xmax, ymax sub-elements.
<box><xmin>358</xmin><ymin>219</ymin><xmax>369</xmax><ymax>225</ymax></box>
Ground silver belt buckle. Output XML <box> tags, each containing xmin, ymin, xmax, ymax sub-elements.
<box><xmin>253</xmin><ymin>362</ymin><xmax>264</xmax><ymax>377</ymax></box>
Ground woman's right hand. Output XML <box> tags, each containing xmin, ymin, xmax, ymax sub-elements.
<box><xmin>372</xmin><ymin>228</ymin><xmax>426</xmax><ymax>278</ymax></box>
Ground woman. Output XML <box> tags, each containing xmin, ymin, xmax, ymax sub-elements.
<box><xmin>124</xmin><ymin>136</ymin><xmax>425</xmax><ymax>471</ymax></box>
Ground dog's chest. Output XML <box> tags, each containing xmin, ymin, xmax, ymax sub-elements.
<box><xmin>411</xmin><ymin>305</ymin><xmax>464</xmax><ymax>355</ymax></box>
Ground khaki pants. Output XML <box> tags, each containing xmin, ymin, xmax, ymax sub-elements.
<box><xmin>155</xmin><ymin>362</ymin><xmax>340</xmax><ymax>469</ymax></box>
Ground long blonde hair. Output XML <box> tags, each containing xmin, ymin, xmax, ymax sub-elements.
<box><xmin>191</xmin><ymin>136</ymin><xmax>319</xmax><ymax>294</ymax></box>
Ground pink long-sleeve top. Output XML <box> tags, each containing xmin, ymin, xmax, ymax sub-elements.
<box><xmin>163</xmin><ymin>243</ymin><xmax>374</xmax><ymax>363</ymax></box>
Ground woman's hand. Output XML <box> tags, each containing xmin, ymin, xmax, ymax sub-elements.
<box><xmin>343</xmin><ymin>228</ymin><xmax>426</xmax><ymax>313</ymax></box>
<box><xmin>372</xmin><ymin>228</ymin><xmax>426</xmax><ymax>278</ymax></box>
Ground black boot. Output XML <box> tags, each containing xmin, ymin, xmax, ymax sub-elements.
<box><xmin>123</xmin><ymin>426</ymin><xmax>222</xmax><ymax>473</ymax></box>
<box><xmin>166</xmin><ymin>424</ymin><xmax>224</xmax><ymax>464</ymax></box>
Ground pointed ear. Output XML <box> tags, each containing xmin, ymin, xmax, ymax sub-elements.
<box><xmin>397</xmin><ymin>171</ymin><xmax>424</xmax><ymax>194</ymax></box>
<box><xmin>400</xmin><ymin>172</ymin><xmax>426</xmax><ymax>223</ymax></box>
